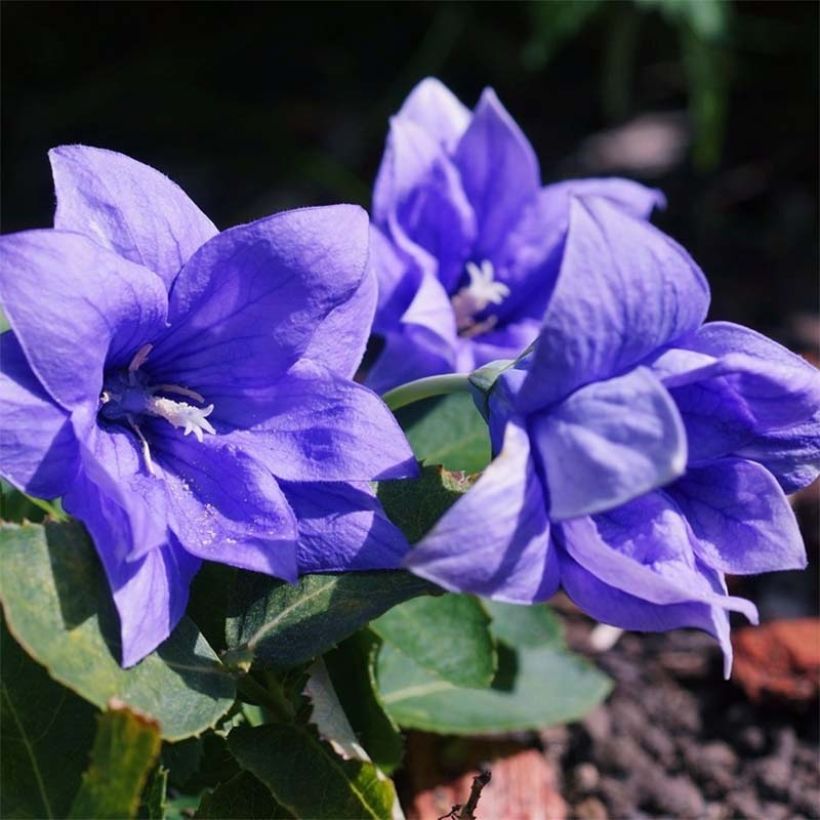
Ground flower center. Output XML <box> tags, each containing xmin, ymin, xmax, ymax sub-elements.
<box><xmin>450</xmin><ymin>260</ymin><xmax>510</xmax><ymax>338</ymax></box>
<box><xmin>98</xmin><ymin>344</ymin><xmax>215</xmax><ymax>475</ymax></box>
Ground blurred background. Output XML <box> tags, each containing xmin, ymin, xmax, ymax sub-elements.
<box><xmin>2</xmin><ymin>2</ymin><xmax>818</xmax><ymax>817</ymax></box>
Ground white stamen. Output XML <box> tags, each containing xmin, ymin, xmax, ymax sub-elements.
<box><xmin>451</xmin><ymin>260</ymin><xmax>510</xmax><ymax>334</ymax></box>
<box><xmin>155</xmin><ymin>383</ymin><xmax>206</xmax><ymax>403</ymax></box>
<box><xmin>127</xmin><ymin>414</ymin><xmax>156</xmax><ymax>476</ymax></box>
<box><xmin>147</xmin><ymin>396</ymin><xmax>216</xmax><ymax>443</ymax></box>
<box><xmin>129</xmin><ymin>343</ymin><xmax>154</xmax><ymax>373</ymax></box>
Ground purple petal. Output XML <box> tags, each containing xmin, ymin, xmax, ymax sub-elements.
<box><xmin>366</xmin><ymin>326</ymin><xmax>456</xmax><ymax>394</ymax></box>
<box><xmin>406</xmin><ymin>420</ymin><xmax>558</xmax><ymax>602</ymax></box>
<box><xmin>518</xmin><ymin>197</ymin><xmax>710</xmax><ymax>412</ymax></box>
<box><xmin>281</xmin><ymin>480</ymin><xmax>410</xmax><ymax>572</ymax></box>
<box><xmin>671</xmin><ymin>459</ymin><xmax>806</xmax><ymax>574</ymax></box>
<box><xmin>558</xmin><ymin>500</ymin><xmax>756</xmax><ymax>621</ymax></box>
<box><xmin>69</xmin><ymin>471</ymin><xmax>199</xmax><ymax>667</ymax></box>
<box><xmin>212</xmin><ymin>360</ymin><xmax>417</xmax><ymax>483</ymax></box>
<box><xmin>559</xmin><ymin>549</ymin><xmax>746</xmax><ymax>678</ymax></box>
<box><xmin>149</xmin><ymin>429</ymin><xmax>299</xmax><ymax>580</ymax></box>
<box><xmin>531</xmin><ymin>367</ymin><xmax>686</xmax><ymax>520</ymax></box>
<box><xmin>736</xmin><ymin>421</ymin><xmax>820</xmax><ymax>493</ymax></box>
<box><xmin>0</xmin><ymin>332</ymin><xmax>80</xmax><ymax>498</ymax></box>
<box><xmin>149</xmin><ymin>205</ymin><xmax>369</xmax><ymax>393</ymax></box>
<box><xmin>494</xmin><ymin>178</ymin><xmax>664</xmax><ymax>324</ymax></box>
<box><xmin>373</xmin><ymin>117</ymin><xmax>476</xmax><ymax>293</ymax></box>
<box><xmin>367</xmin><ymin>271</ymin><xmax>457</xmax><ymax>392</ymax></box>
<box><xmin>0</xmin><ymin>230</ymin><xmax>168</xmax><ymax>410</ymax></box>
<box><xmin>396</xmin><ymin>77</ymin><xmax>472</xmax><ymax>152</ymax></box>
<box><xmin>50</xmin><ymin>145</ymin><xmax>218</xmax><ymax>288</ymax></box>
<box><xmin>370</xmin><ymin>225</ymin><xmax>422</xmax><ymax>335</ymax></box>
<box><xmin>65</xmin><ymin>412</ymin><xmax>169</xmax><ymax>561</ymax></box>
<box><xmin>302</xmin><ymin>253</ymin><xmax>377</xmax><ymax>380</ymax></box>
<box><xmin>453</xmin><ymin>88</ymin><xmax>540</xmax><ymax>261</ymax></box>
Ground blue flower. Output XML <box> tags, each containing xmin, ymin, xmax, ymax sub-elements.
<box><xmin>366</xmin><ymin>77</ymin><xmax>665</xmax><ymax>391</ymax></box>
<box><xmin>405</xmin><ymin>195</ymin><xmax>819</xmax><ymax>673</ymax></box>
<box><xmin>0</xmin><ymin>146</ymin><xmax>417</xmax><ymax>666</ymax></box>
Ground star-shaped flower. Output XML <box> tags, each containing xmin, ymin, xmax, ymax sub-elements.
<box><xmin>0</xmin><ymin>146</ymin><xmax>417</xmax><ymax>666</ymax></box>
<box><xmin>366</xmin><ymin>77</ymin><xmax>665</xmax><ymax>391</ymax></box>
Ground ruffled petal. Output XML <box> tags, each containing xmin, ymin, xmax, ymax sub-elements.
<box><xmin>0</xmin><ymin>230</ymin><xmax>168</xmax><ymax>409</ymax></box>
<box><xmin>406</xmin><ymin>420</ymin><xmax>558</xmax><ymax>602</ymax></box>
<box><xmin>149</xmin><ymin>428</ymin><xmax>299</xmax><ymax>580</ymax></box>
<box><xmin>671</xmin><ymin>459</ymin><xmax>806</xmax><ymax>574</ymax></box>
<box><xmin>281</xmin><ymin>481</ymin><xmax>410</xmax><ymax>572</ymax></box>
<box><xmin>453</xmin><ymin>89</ymin><xmax>540</xmax><ymax>261</ymax></box>
<box><xmin>494</xmin><ymin>178</ymin><xmax>665</xmax><ymax>325</ymax></box>
<box><xmin>374</xmin><ymin>117</ymin><xmax>476</xmax><ymax>293</ymax></box>
<box><xmin>736</xmin><ymin>421</ymin><xmax>820</xmax><ymax>493</ymax></box>
<box><xmin>518</xmin><ymin>197</ymin><xmax>710</xmax><ymax>412</ymax></box>
<box><xmin>49</xmin><ymin>145</ymin><xmax>218</xmax><ymax>288</ymax></box>
<box><xmin>396</xmin><ymin>77</ymin><xmax>472</xmax><ymax>152</ymax></box>
<box><xmin>557</xmin><ymin>500</ymin><xmax>756</xmax><ymax>621</ymax></box>
<box><xmin>559</xmin><ymin>549</ymin><xmax>748</xmax><ymax>678</ymax></box>
<box><xmin>212</xmin><ymin>360</ymin><xmax>417</xmax><ymax>483</ymax></box>
<box><xmin>0</xmin><ymin>332</ymin><xmax>80</xmax><ymax>498</ymax></box>
<box><xmin>149</xmin><ymin>205</ymin><xmax>369</xmax><ymax>393</ymax></box>
<box><xmin>531</xmin><ymin>367</ymin><xmax>686</xmax><ymax>520</ymax></box>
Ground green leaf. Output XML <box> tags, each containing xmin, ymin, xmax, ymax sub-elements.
<box><xmin>142</xmin><ymin>766</ymin><xmax>168</xmax><ymax>820</ymax></box>
<box><xmin>324</xmin><ymin>632</ymin><xmax>404</xmax><ymax>775</ymax></box>
<box><xmin>376</xmin><ymin>641</ymin><xmax>611</xmax><ymax>735</ymax></box>
<box><xmin>483</xmin><ymin>600</ymin><xmax>563</xmax><ymax>649</ymax></box>
<box><xmin>224</xmin><ymin>569</ymin><xmax>437</xmax><ymax>669</ymax></box>
<box><xmin>395</xmin><ymin>391</ymin><xmax>490</xmax><ymax>473</ymax></box>
<box><xmin>378</xmin><ymin>465</ymin><xmax>475</xmax><ymax>544</ymax></box>
<box><xmin>195</xmin><ymin>771</ymin><xmax>293</xmax><ymax>819</ymax></box>
<box><xmin>228</xmin><ymin>724</ymin><xmax>396</xmax><ymax>820</ymax></box>
<box><xmin>0</xmin><ymin>521</ymin><xmax>236</xmax><ymax>740</ymax></box>
<box><xmin>372</xmin><ymin>594</ymin><xmax>496</xmax><ymax>688</ymax></box>
<box><xmin>0</xmin><ymin>622</ymin><xmax>98</xmax><ymax>819</ymax></box>
<box><xmin>69</xmin><ymin>703</ymin><xmax>162</xmax><ymax>820</ymax></box>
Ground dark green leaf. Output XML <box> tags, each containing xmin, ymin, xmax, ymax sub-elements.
<box><xmin>0</xmin><ymin>622</ymin><xmax>97</xmax><ymax>819</ymax></box>
<box><xmin>0</xmin><ymin>521</ymin><xmax>236</xmax><ymax>740</ymax></box>
<box><xmin>324</xmin><ymin>632</ymin><xmax>404</xmax><ymax>774</ymax></box>
<box><xmin>372</xmin><ymin>594</ymin><xmax>496</xmax><ymax>688</ymax></box>
<box><xmin>195</xmin><ymin>771</ymin><xmax>293</xmax><ymax>819</ymax></box>
<box><xmin>142</xmin><ymin>766</ymin><xmax>168</xmax><ymax>820</ymax></box>
<box><xmin>483</xmin><ymin>600</ymin><xmax>564</xmax><ymax>649</ymax></box>
<box><xmin>187</xmin><ymin>562</ymin><xmax>237</xmax><ymax>655</ymax></box>
<box><xmin>69</xmin><ymin>703</ymin><xmax>162</xmax><ymax>820</ymax></box>
<box><xmin>224</xmin><ymin>569</ymin><xmax>436</xmax><ymax>669</ymax></box>
<box><xmin>376</xmin><ymin>641</ymin><xmax>611</xmax><ymax>735</ymax></box>
<box><xmin>228</xmin><ymin>724</ymin><xmax>396</xmax><ymax>819</ymax></box>
<box><xmin>378</xmin><ymin>465</ymin><xmax>475</xmax><ymax>544</ymax></box>
<box><xmin>395</xmin><ymin>392</ymin><xmax>490</xmax><ymax>473</ymax></box>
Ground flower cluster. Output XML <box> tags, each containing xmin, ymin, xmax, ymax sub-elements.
<box><xmin>2</xmin><ymin>79</ymin><xmax>817</xmax><ymax>671</ymax></box>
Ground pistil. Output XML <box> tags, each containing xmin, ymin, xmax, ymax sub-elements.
<box><xmin>451</xmin><ymin>260</ymin><xmax>510</xmax><ymax>337</ymax></box>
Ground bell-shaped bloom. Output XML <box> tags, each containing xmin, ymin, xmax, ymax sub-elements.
<box><xmin>0</xmin><ymin>146</ymin><xmax>417</xmax><ymax>666</ymax></box>
<box><xmin>366</xmin><ymin>77</ymin><xmax>666</xmax><ymax>392</ymax></box>
<box><xmin>406</xmin><ymin>194</ymin><xmax>819</xmax><ymax>673</ymax></box>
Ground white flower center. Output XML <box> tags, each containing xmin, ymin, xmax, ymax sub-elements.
<box><xmin>99</xmin><ymin>343</ymin><xmax>216</xmax><ymax>476</ymax></box>
<box><xmin>451</xmin><ymin>260</ymin><xmax>510</xmax><ymax>338</ymax></box>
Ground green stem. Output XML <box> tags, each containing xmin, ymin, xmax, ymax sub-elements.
<box><xmin>235</xmin><ymin>673</ymin><xmax>294</xmax><ymax>723</ymax></box>
<box><xmin>382</xmin><ymin>374</ymin><xmax>471</xmax><ymax>412</ymax></box>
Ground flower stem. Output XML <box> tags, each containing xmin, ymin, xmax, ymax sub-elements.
<box><xmin>382</xmin><ymin>374</ymin><xmax>472</xmax><ymax>412</ymax></box>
